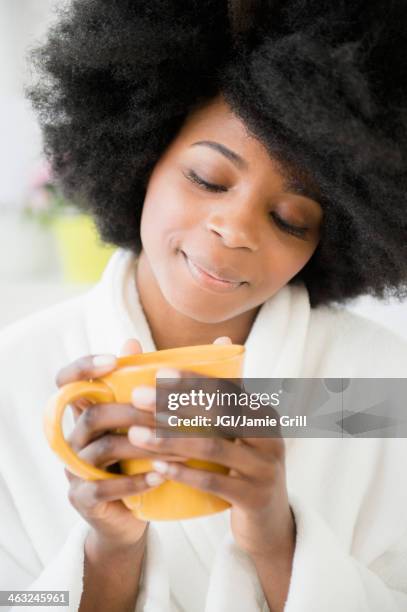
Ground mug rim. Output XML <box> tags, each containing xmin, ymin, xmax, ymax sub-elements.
<box><xmin>115</xmin><ymin>343</ymin><xmax>245</xmax><ymax>370</ymax></box>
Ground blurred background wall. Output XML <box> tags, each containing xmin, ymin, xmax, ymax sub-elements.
<box><xmin>0</xmin><ymin>0</ymin><xmax>115</xmax><ymax>327</ymax></box>
<box><xmin>0</xmin><ymin>0</ymin><xmax>54</xmax><ymax>207</ymax></box>
<box><xmin>0</xmin><ymin>0</ymin><xmax>406</xmax><ymax>340</ymax></box>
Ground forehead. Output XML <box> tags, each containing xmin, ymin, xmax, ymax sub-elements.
<box><xmin>168</xmin><ymin>95</ymin><xmax>283</xmax><ymax>173</ymax></box>
<box><xmin>158</xmin><ymin>94</ymin><xmax>323</xmax><ymax>203</ymax></box>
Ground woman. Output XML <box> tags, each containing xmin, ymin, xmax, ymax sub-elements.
<box><xmin>1</xmin><ymin>1</ymin><xmax>406</xmax><ymax>610</ymax></box>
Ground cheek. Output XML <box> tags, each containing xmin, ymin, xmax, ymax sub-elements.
<box><xmin>262</xmin><ymin>239</ymin><xmax>317</xmax><ymax>283</ymax></box>
<box><xmin>140</xmin><ymin>190</ymin><xmax>177</xmax><ymax>246</ymax></box>
<box><xmin>141</xmin><ymin>183</ymin><xmax>200</xmax><ymax>251</ymax></box>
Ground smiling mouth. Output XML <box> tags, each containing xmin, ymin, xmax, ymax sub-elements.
<box><xmin>180</xmin><ymin>250</ymin><xmax>246</xmax><ymax>292</ymax></box>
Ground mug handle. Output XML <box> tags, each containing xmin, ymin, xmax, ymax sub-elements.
<box><xmin>43</xmin><ymin>380</ymin><xmax>120</xmax><ymax>480</ymax></box>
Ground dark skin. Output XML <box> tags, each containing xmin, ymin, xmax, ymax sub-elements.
<box><xmin>128</xmin><ymin>373</ymin><xmax>296</xmax><ymax>612</ymax></box>
<box><xmin>136</xmin><ymin>94</ymin><xmax>323</xmax><ymax>349</ymax></box>
<box><xmin>61</xmin><ymin>94</ymin><xmax>323</xmax><ymax>611</ymax></box>
<box><xmin>59</xmin><ymin>337</ymin><xmax>232</xmax><ymax>612</ymax></box>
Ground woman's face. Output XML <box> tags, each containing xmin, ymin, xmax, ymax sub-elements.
<box><xmin>139</xmin><ymin>95</ymin><xmax>323</xmax><ymax>324</ymax></box>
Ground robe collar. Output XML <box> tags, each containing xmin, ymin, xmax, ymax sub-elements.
<box><xmin>82</xmin><ymin>248</ymin><xmax>313</xmax><ymax>609</ymax></box>
<box><xmin>83</xmin><ymin>248</ymin><xmax>311</xmax><ymax>379</ymax></box>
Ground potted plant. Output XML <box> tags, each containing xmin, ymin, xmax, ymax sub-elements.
<box><xmin>23</xmin><ymin>161</ymin><xmax>116</xmax><ymax>283</ymax></box>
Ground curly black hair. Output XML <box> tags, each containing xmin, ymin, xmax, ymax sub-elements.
<box><xmin>27</xmin><ymin>0</ymin><xmax>407</xmax><ymax>308</ymax></box>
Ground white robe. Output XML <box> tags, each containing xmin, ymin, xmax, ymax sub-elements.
<box><xmin>0</xmin><ymin>248</ymin><xmax>406</xmax><ymax>612</ymax></box>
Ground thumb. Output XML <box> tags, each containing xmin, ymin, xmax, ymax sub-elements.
<box><xmin>119</xmin><ymin>338</ymin><xmax>143</xmax><ymax>356</ymax></box>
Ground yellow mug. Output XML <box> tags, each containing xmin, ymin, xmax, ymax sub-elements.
<box><xmin>43</xmin><ymin>343</ymin><xmax>245</xmax><ymax>520</ymax></box>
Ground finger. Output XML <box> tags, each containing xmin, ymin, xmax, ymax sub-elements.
<box><xmin>65</xmin><ymin>338</ymin><xmax>142</xmax><ymax>422</ymax></box>
<box><xmin>78</xmin><ymin>434</ymin><xmax>187</xmax><ymax>468</ymax></box>
<box><xmin>64</xmin><ymin>467</ymin><xmax>78</xmax><ymax>483</ymax></box>
<box><xmin>133</xmin><ymin>376</ymin><xmax>242</xmax><ymax>437</ymax></box>
<box><xmin>150</xmin><ymin>461</ymin><xmax>249</xmax><ymax>506</ymax></box>
<box><xmin>213</xmin><ymin>336</ymin><xmax>232</xmax><ymax>344</ymax></box>
<box><xmin>67</xmin><ymin>403</ymin><xmax>155</xmax><ymax>451</ymax></box>
<box><xmin>73</xmin><ymin>399</ymin><xmax>92</xmax><ymax>411</ymax></box>
<box><xmin>70</xmin><ymin>403</ymin><xmax>82</xmax><ymax>423</ymax></box>
<box><xmin>131</xmin><ymin>385</ymin><xmax>158</xmax><ymax>414</ymax></box>
<box><xmin>153</xmin><ymin>373</ymin><xmax>244</xmax><ymax>424</ymax></box>
<box><xmin>127</xmin><ymin>426</ymin><xmax>271</xmax><ymax>479</ymax></box>
<box><xmin>55</xmin><ymin>354</ymin><xmax>117</xmax><ymax>387</ymax></box>
<box><xmin>71</xmin><ymin>472</ymin><xmax>166</xmax><ymax>510</ymax></box>
<box><xmin>119</xmin><ymin>338</ymin><xmax>143</xmax><ymax>356</ymax></box>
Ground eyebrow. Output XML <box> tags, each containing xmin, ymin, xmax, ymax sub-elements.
<box><xmin>190</xmin><ymin>140</ymin><xmax>321</xmax><ymax>204</ymax></box>
<box><xmin>282</xmin><ymin>175</ymin><xmax>321</xmax><ymax>204</ymax></box>
<box><xmin>191</xmin><ymin>140</ymin><xmax>248</xmax><ymax>171</ymax></box>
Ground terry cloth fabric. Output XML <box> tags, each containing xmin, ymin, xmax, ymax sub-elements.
<box><xmin>0</xmin><ymin>248</ymin><xmax>406</xmax><ymax>611</ymax></box>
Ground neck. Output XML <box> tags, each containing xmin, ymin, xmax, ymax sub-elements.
<box><xmin>134</xmin><ymin>251</ymin><xmax>259</xmax><ymax>350</ymax></box>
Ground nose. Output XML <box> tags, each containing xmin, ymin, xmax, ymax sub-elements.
<box><xmin>205</xmin><ymin>205</ymin><xmax>260</xmax><ymax>251</ymax></box>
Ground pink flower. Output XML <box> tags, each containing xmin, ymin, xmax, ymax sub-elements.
<box><xmin>29</xmin><ymin>160</ymin><xmax>53</xmax><ymax>190</ymax></box>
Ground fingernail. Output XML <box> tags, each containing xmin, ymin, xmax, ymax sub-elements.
<box><xmin>92</xmin><ymin>355</ymin><xmax>117</xmax><ymax>368</ymax></box>
<box><xmin>119</xmin><ymin>339</ymin><xmax>142</xmax><ymax>357</ymax></box>
<box><xmin>156</xmin><ymin>367</ymin><xmax>180</xmax><ymax>379</ymax></box>
<box><xmin>132</xmin><ymin>386</ymin><xmax>156</xmax><ymax>404</ymax></box>
<box><xmin>214</xmin><ymin>336</ymin><xmax>232</xmax><ymax>344</ymax></box>
<box><xmin>128</xmin><ymin>426</ymin><xmax>152</xmax><ymax>444</ymax></box>
<box><xmin>152</xmin><ymin>460</ymin><xmax>169</xmax><ymax>474</ymax></box>
<box><xmin>145</xmin><ymin>472</ymin><xmax>164</xmax><ymax>486</ymax></box>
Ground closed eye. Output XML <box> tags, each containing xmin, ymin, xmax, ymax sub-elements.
<box><xmin>184</xmin><ymin>170</ymin><xmax>309</xmax><ymax>239</ymax></box>
<box><xmin>269</xmin><ymin>212</ymin><xmax>309</xmax><ymax>238</ymax></box>
<box><xmin>184</xmin><ymin>169</ymin><xmax>227</xmax><ymax>193</ymax></box>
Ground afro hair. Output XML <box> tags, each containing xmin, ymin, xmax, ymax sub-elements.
<box><xmin>27</xmin><ymin>0</ymin><xmax>407</xmax><ymax>308</ymax></box>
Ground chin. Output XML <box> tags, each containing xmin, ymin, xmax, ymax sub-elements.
<box><xmin>162</xmin><ymin>283</ymin><xmax>237</xmax><ymax>325</ymax></box>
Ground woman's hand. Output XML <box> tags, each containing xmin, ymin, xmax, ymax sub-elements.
<box><xmin>56</xmin><ymin>336</ymin><xmax>233</xmax><ymax>551</ymax></box>
<box><xmin>56</xmin><ymin>339</ymin><xmax>169</xmax><ymax>551</ymax></box>
<box><xmin>127</xmin><ymin>354</ymin><xmax>295</xmax><ymax>562</ymax></box>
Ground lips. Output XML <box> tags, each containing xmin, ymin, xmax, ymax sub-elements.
<box><xmin>181</xmin><ymin>251</ymin><xmax>245</xmax><ymax>284</ymax></box>
<box><xmin>180</xmin><ymin>250</ymin><xmax>246</xmax><ymax>294</ymax></box>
